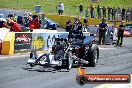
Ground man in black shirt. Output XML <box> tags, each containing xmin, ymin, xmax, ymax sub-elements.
<box><xmin>112</xmin><ymin>7</ymin><xmax>116</xmax><ymax>20</ymax></box>
<box><xmin>102</xmin><ymin>6</ymin><xmax>106</xmax><ymax>19</ymax></box>
<box><xmin>98</xmin><ymin>18</ymin><xmax>108</xmax><ymax>45</ymax></box>
<box><xmin>79</xmin><ymin>3</ymin><xmax>83</xmax><ymax>15</ymax></box>
<box><xmin>116</xmin><ymin>24</ymin><xmax>124</xmax><ymax>47</ymax></box>
<box><xmin>97</xmin><ymin>5</ymin><xmax>101</xmax><ymax>19</ymax></box>
<box><xmin>122</xmin><ymin>8</ymin><xmax>126</xmax><ymax>21</ymax></box>
<box><xmin>107</xmin><ymin>7</ymin><xmax>112</xmax><ymax>20</ymax></box>
<box><xmin>90</xmin><ymin>4</ymin><xmax>95</xmax><ymax>18</ymax></box>
<box><xmin>65</xmin><ymin>19</ymin><xmax>72</xmax><ymax>32</ymax></box>
<box><xmin>77</xmin><ymin>20</ymin><xmax>82</xmax><ymax>31</ymax></box>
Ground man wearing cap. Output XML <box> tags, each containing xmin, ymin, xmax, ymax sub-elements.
<box><xmin>98</xmin><ymin>18</ymin><xmax>107</xmax><ymax>45</ymax></box>
<box><xmin>116</xmin><ymin>24</ymin><xmax>124</xmax><ymax>47</ymax></box>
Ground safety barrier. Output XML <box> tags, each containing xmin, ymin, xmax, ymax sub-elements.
<box><xmin>45</xmin><ymin>14</ymin><xmax>132</xmax><ymax>28</ymax></box>
<box><xmin>1</xmin><ymin>32</ymin><xmax>15</xmax><ymax>55</ymax></box>
<box><xmin>0</xmin><ymin>39</ymin><xmax>2</xmax><ymax>54</ymax></box>
<box><xmin>45</xmin><ymin>14</ymin><xmax>101</xmax><ymax>28</ymax></box>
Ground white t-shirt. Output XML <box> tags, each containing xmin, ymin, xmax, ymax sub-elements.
<box><xmin>113</xmin><ymin>28</ymin><xmax>118</xmax><ymax>41</ymax></box>
<box><xmin>58</xmin><ymin>3</ymin><xmax>64</xmax><ymax>10</ymax></box>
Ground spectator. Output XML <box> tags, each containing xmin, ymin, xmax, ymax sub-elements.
<box><xmin>27</xmin><ymin>14</ymin><xmax>34</xmax><ymax>32</ymax></box>
<box><xmin>90</xmin><ymin>4</ymin><xmax>95</xmax><ymax>18</ymax></box>
<box><xmin>97</xmin><ymin>5</ymin><xmax>101</xmax><ymax>19</ymax></box>
<box><xmin>83</xmin><ymin>18</ymin><xmax>88</xmax><ymax>32</ymax></box>
<box><xmin>7</xmin><ymin>14</ymin><xmax>14</xmax><ymax>21</ymax></box>
<box><xmin>122</xmin><ymin>7</ymin><xmax>126</xmax><ymax>21</ymax></box>
<box><xmin>107</xmin><ymin>7</ymin><xmax>112</xmax><ymax>20</ymax></box>
<box><xmin>21</xmin><ymin>17</ymin><xmax>27</xmax><ymax>27</ymax></box>
<box><xmin>65</xmin><ymin>18</ymin><xmax>72</xmax><ymax>32</ymax></box>
<box><xmin>112</xmin><ymin>7</ymin><xmax>116</xmax><ymax>20</ymax></box>
<box><xmin>130</xmin><ymin>8</ymin><xmax>132</xmax><ymax>21</ymax></box>
<box><xmin>85</xmin><ymin>7</ymin><xmax>89</xmax><ymax>18</ymax></box>
<box><xmin>102</xmin><ymin>6</ymin><xmax>106</xmax><ymax>19</ymax></box>
<box><xmin>117</xmin><ymin>7</ymin><xmax>121</xmax><ymax>19</ymax></box>
<box><xmin>57</xmin><ymin>2</ymin><xmax>64</xmax><ymax>15</ymax></box>
<box><xmin>5</xmin><ymin>19</ymin><xmax>22</xmax><ymax>32</ymax></box>
<box><xmin>77</xmin><ymin>19</ymin><xmax>82</xmax><ymax>31</ymax></box>
<box><xmin>73</xmin><ymin>17</ymin><xmax>78</xmax><ymax>31</ymax></box>
<box><xmin>116</xmin><ymin>24</ymin><xmax>124</xmax><ymax>47</ymax></box>
<box><xmin>84</xmin><ymin>18</ymin><xmax>88</xmax><ymax>27</ymax></box>
<box><xmin>41</xmin><ymin>14</ymin><xmax>48</xmax><ymax>29</ymax></box>
<box><xmin>98</xmin><ymin>18</ymin><xmax>108</xmax><ymax>45</ymax></box>
<box><xmin>33</xmin><ymin>15</ymin><xmax>40</xmax><ymax>29</ymax></box>
<box><xmin>79</xmin><ymin>3</ymin><xmax>83</xmax><ymax>15</ymax></box>
<box><xmin>13</xmin><ymin>14</ymin><xmax>17</xmax><ymax>22</ymax></box>
<box><xmin>69</xmin><ymin>19</ymin><xmax>73</xmax><ymax>31</ymax></box>
<box><xmin>126</xmin><ymin>8</ymin><xmax>131</xmax><ymax>22</ymax></box>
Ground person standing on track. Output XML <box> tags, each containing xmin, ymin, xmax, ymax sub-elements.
<box><xmin>98</xmin><ymin>18</ymin><xmax>108</xmax><ymax>45</ymax></box>
<box><xmin>116</xmin><ymin>24</ymin><xmax>124</xmax><ymax>47</ymax></box>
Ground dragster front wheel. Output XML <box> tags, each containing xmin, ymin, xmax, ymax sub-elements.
<box><xmin>30</xmin><ymin>64</ymin><xmax>35</xmax><ymax>67</ymax></box>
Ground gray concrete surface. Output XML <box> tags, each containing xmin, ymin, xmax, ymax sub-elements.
<box><xmin>0</xmin><ymin>37</ymin><xmax>132</xmax><ymax>88</ymax></box>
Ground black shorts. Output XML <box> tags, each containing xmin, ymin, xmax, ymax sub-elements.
<box><xmin>58</xmin><ymin>10</ymin><xmax>63</xmax><ymax>14</ymax></box>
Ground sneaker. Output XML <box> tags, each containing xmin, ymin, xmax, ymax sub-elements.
<box><xmin>120</xmin><ymin>45</ymin><xmax>122</xmax><ymax>47</ymax></box>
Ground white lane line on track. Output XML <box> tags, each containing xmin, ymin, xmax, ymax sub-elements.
<box><xmin>99</xmin><ymin>47</ymin><xmax>116</xmax><ymax>50</ymax></box>
<box><xmin>0</xmin><ymin>54</ymin><xmax>29</xmax><ymax>60</ymax></box>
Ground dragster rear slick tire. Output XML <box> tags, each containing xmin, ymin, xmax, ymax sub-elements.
<box><xmin>30</xmin><ymin>64</ymin><xmax>35</xmax><ymax>67</ymax></box>
<box><xmin>85</xmin><ymin>47</ymin><xmax>99</xmax><ymax>67</ymax></box>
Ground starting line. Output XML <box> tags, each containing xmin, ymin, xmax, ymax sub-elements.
<box><xmin>98</xmin><ymin>45</ymin><xmax>116</xmax><ymax>50</ymax></box>
<box><xmin>99</xmin><ymin>47</ymin><xmax>116</xmax><ymax>50</ymax></box>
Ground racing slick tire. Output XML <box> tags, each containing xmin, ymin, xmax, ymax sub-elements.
<box><xmin>30</xmin><ymin>64</ymin><xmax>35</xmax><ymax>67</ymax></box>
<box><xmin>66</xmin><ymin>51</ymin><xmax>73</xmax><ymax>70</ymax></box>
<box><xmin>30</xmin><ymin>52</ymin><xmax>33</xmax><ymax>58</ymax></box>
<box><xmin>86</xmin><ymin>46</ymin><xmax>99</xmax><ymax>67</ymax></box>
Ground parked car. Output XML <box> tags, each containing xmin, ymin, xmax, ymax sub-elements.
<box><xmin>0</xmin><ymin>14</ymin><xmax>6</xmax><ymax>22</ymax></box>
<box><xmin>46</xmin><ymin>18</ymin><xmax>59</xmax><ymax>29</ymax></box>
<box><xmin>0</xmin><ymin>14</ymin><xmax>6</xmax><ymax>28</ymax></box>
<box><xmin>124</xmin><ymin>24</ymin><xmax>132</xmax><ymax>36</ymax></box>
